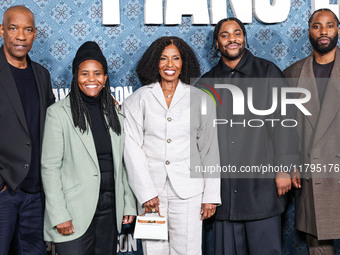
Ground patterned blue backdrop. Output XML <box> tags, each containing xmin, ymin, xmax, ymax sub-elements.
<box><xmin>1</xmin><ymin>0</ymin><xmax>340</xmax><ymax>254</ymax></box>
<box><xmin>0</xmin><ymin>0</ymin><xmax>324</xmax><ymax>104</ymax></box>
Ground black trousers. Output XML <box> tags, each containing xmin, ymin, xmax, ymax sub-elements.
<box><xmin>213</xmin><ymin>215</ymin><xmax>281</xmax><ymax>255</ymax></box>
<box><xmin>55</xmin><ymin>191</ymin><xmax>117</xmax><ymax>255</ymax></box>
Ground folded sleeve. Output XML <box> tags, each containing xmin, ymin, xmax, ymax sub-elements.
<box><xmin>196</xmin><ymin>93</ymin><xmax>221</xmax><ymax>204</ymax></box>
<box><xmin>122</xmin><ymin>101</ymin><xmax>158</xmax><ymax>205</ymax></box>
<box><xmin>41</xmin><ymin>107</ymin><xmax>72</xmax><ymax>228</ymax></box>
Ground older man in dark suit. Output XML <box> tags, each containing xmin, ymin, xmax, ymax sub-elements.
<box><xmin>0</xmin><ymin>5</ymin><xmax>55</xmax><ymax>255</ymax></box>
<box><xmin>284</xmin><ymin>8</ymin><xmax>340</xmax><ymax>255</ymax></box>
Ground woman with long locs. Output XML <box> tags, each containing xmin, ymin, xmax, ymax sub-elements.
<box><xmin>41</xmin><ymin>41</ymin><xmax>136</xmax><ymax>255</ymax></box>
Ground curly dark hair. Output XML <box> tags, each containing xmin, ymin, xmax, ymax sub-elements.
<box><xmin>137</xmin><ymin>36</ymin><xmax>200</xmax><ymax>85</ymax></box>
<box><xmin>68</xmin><ymin>67</ymin><xmax>121</xmax><ymax>135</ymax></box>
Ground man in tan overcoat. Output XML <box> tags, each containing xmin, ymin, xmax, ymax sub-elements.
<box><xmin>284</xmin><ymin>8</ymin><xmax>340</xmax><ymax>255</ymax></box>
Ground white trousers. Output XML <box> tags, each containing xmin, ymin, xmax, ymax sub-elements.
<box><xmin>140</xmin><ymin>179</ymin><xmax>203</xmax><ymax>255</ymax></box>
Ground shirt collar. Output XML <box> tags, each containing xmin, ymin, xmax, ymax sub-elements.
<box><xmin>216</xmin><ymin>49</ymin><xmax>254</xmax><ymax>76</ymax></box>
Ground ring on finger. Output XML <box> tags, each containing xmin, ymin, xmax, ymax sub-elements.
<box><xmin>151</xmin><ymin>208</ymin><xmax>156</xmax><ymax>213</ymax></box>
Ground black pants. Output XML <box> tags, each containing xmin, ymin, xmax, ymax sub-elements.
<box><xmin>213</xmin><ymin>215</ymin><xmax>281</xmax><ymax>255</ymax></box>
<box><xmin>55</xmin><ymin>191</ymin><xmax>117</xmax><ymax>255</ymax></box>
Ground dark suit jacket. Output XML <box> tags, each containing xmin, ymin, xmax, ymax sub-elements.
<box><xmin>284</xmin><ymin>47</ymin><xmax>340</xmax><ymax>240</ymax></box>
<box><xmin>0</xmin><ymin>46</ymin><xmax>55</xmax><ymax>191</ymax></box>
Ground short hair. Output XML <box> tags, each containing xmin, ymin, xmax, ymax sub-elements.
<box><xmin>213</xmin><ymin>17</ymin><xmax>247</xmax><ymax>45</ymax></box>
<box><xmin>308</xmin><ymin>8</ymin><xmax>339</xmax><ymax>27</ymax></box>
<box><xmin>137</xmin><ymin>36</ymin><xmax>200</xmax><ymax>85</ymax></box>
<box><xmin>2</xmin><ymin>5</ymin><xmax>35</xmax><ymax>27</ymax></box>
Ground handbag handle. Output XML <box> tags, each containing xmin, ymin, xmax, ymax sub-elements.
<box><xmin>139</xmin><ymin>209</ymin><xmax>164</xmax><ymax>218</ymax></box>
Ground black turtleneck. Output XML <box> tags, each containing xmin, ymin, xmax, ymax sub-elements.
<box><xmin>80</xmin><ymin>91</ymin><xmax>114</xmax><ymax>192</ymax></box>
<box><xmin>313</xmin><ymin>58</ymin><xmax>334</xmax><ymax>104</ymax></box>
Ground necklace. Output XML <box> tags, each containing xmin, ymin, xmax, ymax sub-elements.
<box><xmin>161</xmin><ymin>83</ymin><xmax>176</xmax><ymax>99</ymax></box>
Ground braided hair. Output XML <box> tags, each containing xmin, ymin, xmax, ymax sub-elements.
<box><xmin>69</xmin><ymin>67</ymin><xmax>121</xmax><ymax>135</ymax></box>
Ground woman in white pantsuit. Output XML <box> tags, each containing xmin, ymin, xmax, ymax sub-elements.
<box><xmin>123</xmin><ymin>36</ymin><xmax>221</xmax><ymax>255</ymax></box>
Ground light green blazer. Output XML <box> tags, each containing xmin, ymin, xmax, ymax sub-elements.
<box><xmin>41</xmin><ymin>96</ymin><xmax>136</xmax><ymax>243</ymax></box>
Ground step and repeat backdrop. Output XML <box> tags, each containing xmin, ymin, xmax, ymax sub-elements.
<box><xmin>1</xmin><ymin>0</ymin><xmax>340</xmax><ymax>254</ymax></box>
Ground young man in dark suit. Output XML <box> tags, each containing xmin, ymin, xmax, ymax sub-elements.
<box><xmin>0</xmin><ymin>5</ymin><xmax>55</xmax><ymax>255</ymax></box>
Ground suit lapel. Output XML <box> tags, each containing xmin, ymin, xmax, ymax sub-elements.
<box><xmin>313</xmin><ymin>48</ymin><xmax>340</xmax><ymax>146</ymax></box>
<box><xmin>30</xmin><ymin>59</ymin><xmax>45</xmax><ymax>140</ymax></box>
<box><xmin>150</xmin><ymin>83</ymin><xmax>168</xmax><ymax>110</ymax></box>
<box><xmin>108</xmin><ymin>115</ymin><xmax>122</xmax><ymax>183</ymax></box>
<box><xmin>297</xmin><ymin>55</ymin><xmax>320</xmax><ymax>131</ymax></box>
<box><xmin>63</xmin><ymin>99</ymin><xmax>99</xmax><ymax>170</ymax></box>
<box><xmin>168</xmin><ymin>81</ymin><xmax>187</xmax><ymax>110</ymax></box>
<box><xmin>0</xmin><ymin>48</ymin><xmax>29</xmax><ymax>134</ymax></box>
<box><xmin>150</xmin><ymin>81</ymin><xmax>188</xmax><ymax>110</ymax></box>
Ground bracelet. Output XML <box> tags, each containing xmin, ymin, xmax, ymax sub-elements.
<box><xmin>1</xmin><ymin>185</ymin><xmax>7</xmax><ymax>192</ymax></box>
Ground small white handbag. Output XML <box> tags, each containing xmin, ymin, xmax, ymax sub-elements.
<box><xmin>134</xmin><ymin>210</ymin><xmax>168</xmax><ymax>240</ymax></box>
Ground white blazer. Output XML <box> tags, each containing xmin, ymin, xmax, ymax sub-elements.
<box><xmin>123</xmin><ymin>81</ymin><xmax>221</xmax><ymax>205</ymax></box>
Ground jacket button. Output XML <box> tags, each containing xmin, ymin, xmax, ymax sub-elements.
<box><xmin>234</xmin><ymin>190</ymin><xmax>237</xmax><ymax>193</ymax></box>
<box><xmin>167</xmin><ymin>117</ymin><xmax>172</xmax><ymax>122</ymax></box>
<box><xmin>167</xmin><ymin>139</ymin><xmax>172</xmax><ymax>143</ymax></box>
<box><xmin>336</xmin><ymin>154</ymin><xmax>340</xmax><ymax>159</ymax></box>
<box><xmin>24</xmin><ymin>164</ymin><xmax>29</xmax><ymax>169</ymax></box>
<box><xmin>26</xmin><ymin>142</ymin><xmax>30</xmax><ymax>146</ymax></box>
<box><xmin>165</xmin><ymin>160</ymin><xmax>170</xmax><ymax>165</ymax></box>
